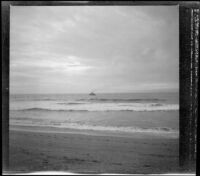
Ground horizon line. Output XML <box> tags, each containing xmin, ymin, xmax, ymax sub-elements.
<box><xmin>10</xmin><ymin>90</ymin><xmax>179</xmax><ymax>95</ymax></box>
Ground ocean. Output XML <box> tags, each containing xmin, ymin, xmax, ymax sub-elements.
<box><xmin>10</xmin><ymin>92</ymin><xmax>179</xmax><ymax>138</ymax></box>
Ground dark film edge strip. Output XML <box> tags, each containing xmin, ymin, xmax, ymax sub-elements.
<box><xmin>192</xmin><ymin>7</ymin><xmax>199</xmax><ymax>167</ymax></box>
<box><xmin>2</xmin><ymin>2</ymin><xmax>10</xmax><ymax>171</ymax></box>
<box><xmin>179</xmin><ymin>5</ymin><xmax>199</xmax><ymax>172</ymax></box>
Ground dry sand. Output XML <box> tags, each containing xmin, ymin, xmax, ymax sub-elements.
<box><xmin>9</xmin><ymin>125</ymin><xmax>180</xmax><ymax>174</ymax></box>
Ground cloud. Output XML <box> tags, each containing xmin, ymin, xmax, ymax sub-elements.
<box><xmin>10</xmin><ymin>6</ymin><xmax>179</xmax><ymax>94</ymax></box>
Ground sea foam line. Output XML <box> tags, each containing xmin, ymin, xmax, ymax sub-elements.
<box><xmin>10</xmin><ymin>103</ymin><xmax>179</xmax><ymax>112</ymax></box>
<box><xmin>10</xmin><ymin>120</ymin><xmax>179</xmax><ymax>138</ymax></box>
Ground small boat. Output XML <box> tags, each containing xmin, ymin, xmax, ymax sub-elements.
<box><xmin>89</xmin><ymin>92</ymin><xmax>96</xmax><ymax>96</ymax></box>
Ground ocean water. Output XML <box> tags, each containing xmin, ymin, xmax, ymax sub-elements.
<box><xmin>10</xmin><ymin>92</ymin><xmax>179</xmax><ymax>137</ymax></box>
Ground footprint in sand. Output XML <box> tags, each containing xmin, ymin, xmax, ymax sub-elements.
<box><xmin>113</xmin><ymin>163</ymin><xmax>122</xmax><ymax>166</ymax></box>
<box><xmin>144</xmin><ymin>164</ymin><xmax>151</xmax><ymax>167</ymax></box>
<box><xmin>43</xmin><ymin>159</ymin><xmax>49</xmax><ymax>164</ymax></box>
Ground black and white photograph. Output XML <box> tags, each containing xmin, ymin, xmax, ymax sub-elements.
<box><xmin>2</xmin><ymin>1</ymin><xmax>198</xmax><ymax>175</ymax></box>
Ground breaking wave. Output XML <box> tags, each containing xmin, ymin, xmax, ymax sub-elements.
<box><xmin>77</xmin><ymin>98</ymin><xmax>165</xmax><ymax>102</ymax></box>
<box><xmin>12</xmin><ymin>102</ymin><xmax>179</xmax><ymax>112</ymax></box>
<box><xmin>10</xmin><ymin>120</ymin><xmax>179</xmax><ymax>138</ymax></box>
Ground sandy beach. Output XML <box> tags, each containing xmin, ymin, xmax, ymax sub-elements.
<box><xmin>9</xmin><ymin>125</ymin><xmax>180</xmax><ymax>174</ymax></box>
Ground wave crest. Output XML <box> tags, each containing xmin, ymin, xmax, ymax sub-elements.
<box><xmin>78</xmin><ymin>98</ymin><xmax>165</xmax><ymax>102</ymax></box>
<box><xmin>13</xmin><ymin>103</ymin><xmax>179</xmax><ymax>112</ymax></box>
<box><xmin>10</xmin><ymin>121</ymin><xmax>179</xmax><ymax>138</ymax></box>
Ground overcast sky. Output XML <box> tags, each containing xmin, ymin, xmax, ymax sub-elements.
<box><xmin>10</xmin><ymin>6</ymin><xmax>179</xmax><ymax>94</ymax></box>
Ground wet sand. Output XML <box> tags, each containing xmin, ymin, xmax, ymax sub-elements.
<box><xmin>9</xmin><ymin>125</ymin><xmax>180</xmax><ymax>174</ymax></box>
